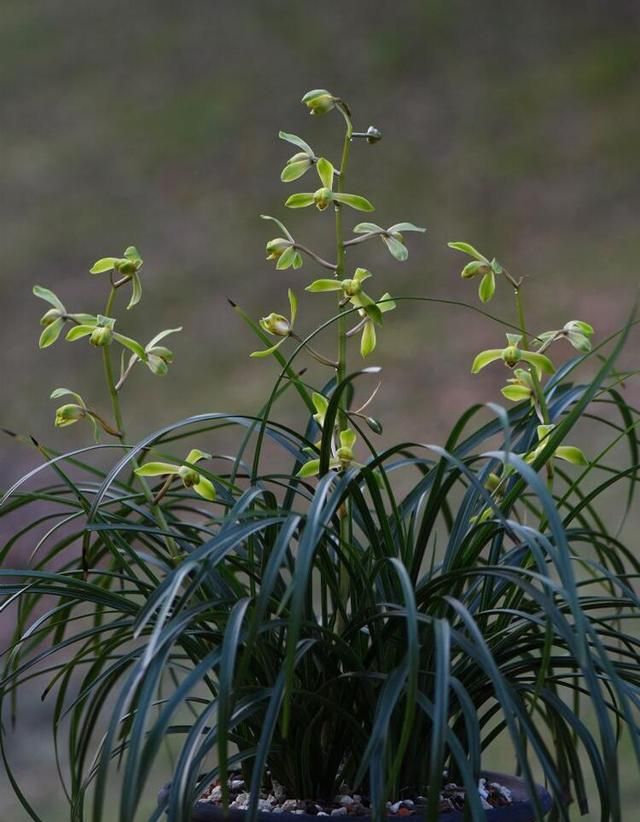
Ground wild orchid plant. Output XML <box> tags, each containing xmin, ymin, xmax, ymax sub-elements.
<box><xmin>2</xmin><ymin>88</ymin><xmax>640</xmax><ymax>822</ymax></box>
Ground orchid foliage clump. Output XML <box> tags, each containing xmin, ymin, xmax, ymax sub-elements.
<box><xmin>2</xmin><ymin>88</ymin><xmax>640</xmax><ymax>822</ymax></box>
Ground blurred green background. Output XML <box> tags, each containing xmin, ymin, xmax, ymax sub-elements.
<box><xmin>1</xmin><ymin>1</ymin><xmax>640</xmax><ymax>819</ymax></box>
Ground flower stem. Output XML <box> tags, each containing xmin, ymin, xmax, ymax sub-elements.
<box><xmin>335</xmin><ymin>104</ymin><xmax>353</xmax><ymax>634</ymax></box>
<box><xmin>513</xmin><ymin>282</ymin><xmax>554</xmax><ymax>491</ymax></box>
<box><xmin>103</xmin><ymin>287</ymin><xmax>126</xmax><ymax>437</ymax></box>
<box><xmin>102</xmin><ymin>286</ymin><xmax>179</xmax><ymax>559</ymax></box>
<box><xmin>335</xmin><ymin>107</ymin><xmax>352</xmax><ymax>434</ymax></box>
<box><xmin>293</xmin><ymin>243</ymin><xmax>337</xmax><ymax>271</ymax></box>
<box><xmin>514</xmin><ymin>282</ymin><xmax>550</xmax><ymax>425</ymax></box>
<box><xmin>290</xmin><ymin>334</ymin><xmax>338</xmax><ymax>368</ymax></box>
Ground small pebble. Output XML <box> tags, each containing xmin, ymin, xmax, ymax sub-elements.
<box><xmin>330</xmin><ymin>808</ymin><xmax>347</xmax><ymax>816</ymax></box>
<box><xmin>338</xmin><ymin>795</ymin><xmax>354</xmax><ymax>806</ymax></box>
<box><xmin>497</xmin><ymin>785</ymin><xmax>513</xmax><ymax>803</ymax></box>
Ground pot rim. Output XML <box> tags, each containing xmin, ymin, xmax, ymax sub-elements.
<box><xmin>157</xmin><ymin>770</ymin><xmax>553</xmax><ymax>822</ymax></box>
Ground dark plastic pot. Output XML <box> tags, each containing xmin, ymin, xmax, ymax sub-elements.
<box><xmin>158</xmin><ymin>771</ymin><xmax>552</xmax><ymax>822</ymax></box>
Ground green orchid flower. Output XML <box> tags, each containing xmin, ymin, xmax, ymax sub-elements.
<box><xmin>134</xmin><ymin>449</ymin><xmax>216</xmax><ymax>501</ymax></box>
<box><xmin>350</xmin><ymin>221</ymin><xmax>426</xmax><ymax>262</ymax></box>
<box><xmin>65</xmin><ymin>314</ymin><xmax>146</xmax><ymax>360</ymax></box>
<box><xmin>50</xmin><ymin>388</ymin><xmax>120</xmax><ymax>441</ymax></box>
<box><xmin>250</xmin><ymin>289</ymin><xmax>297</xmax><ymax>358</ymax></box>
<box><xmin>261</xmin><ymin>215</ymin><xmax>303</xmax><ymax>270</ymax></box>
<box><xmin>524</xmin><ymin>425</ymin><xmax>588</xmax><ymax>466</ymax></box>
<box><xmin>279</xmin><ymin>131</ymin><xmax>317</xmax><ymax>182</ymax></box>
<box><xmin>301</xmin><ymin>88</ymin><xmax>338</xmax><ymax>116</ymax></box>
<box><xmin>298</xmin><ymin>428</ymin><xmax>359</xmax><ymax>478</ymax></box>
<box><xmin>354</xmin><ymin>292</ymin><xmax>396</xmax><ymax>358</ymax></box>
<box><xmin>285</xmin><ymin>157</ymin><xmax>374</xmax><ymax>213</ymax></box>
<box><xmin>51</xmin><ymin>388</ymin><xmax>93</xmax><ymax>434</ymax></box>
<box><xmin>306</xmin><ymin>268</ymin><xmax>392</xmax><ymax>357</ymax></box>
<box><xmin>306</xmin><ymin>266</ymin><xmax>376</xmax><ymax>306</ymax></box>
<box><xmin>535</xmin><ymin>320</ymin><xmax>595</xmax><ymax>355</ymax></box>
<box><xmin>116</xmin><ymin>327</ymin><xmax>182</xmax><ymax>390</ymax></box>
<box><xmin>472</xmin><ymin>426</ymin><xmax>587</xmax><ymax>526</ymax></box>
<box><xmin>34</xmin><ymin>286</ymin><xmax>95</xmax><ymax>348</ymax></box>
<box><xmin>448</xmin><ymin>241</ymin><xmax>504</xmax><ymax>303</ymax></box>
<box><xmin>501</xmin><ymin>368</ymin><xmax>535</xmax><ymax>403</ymax></box>
<box><xmin>471</xmin><ymin>334</ymin><xmax>555</xmax><ymax>378</ymax></box>
<box><xmin>89</xmin><ymin>246</ymin><xmax>144</xmax><ymax>309</ymax></box>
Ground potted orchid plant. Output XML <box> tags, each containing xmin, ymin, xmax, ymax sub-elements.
<box><xmin>2</xmin><ymin>88</ymin><xmax>640</xmax><ymax>822</ymax></box>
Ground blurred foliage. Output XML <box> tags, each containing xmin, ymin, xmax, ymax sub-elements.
<box><xmin>1</xmin><ymin>1</ymin><xmax>640</xmax><ymax>818</ymax></box>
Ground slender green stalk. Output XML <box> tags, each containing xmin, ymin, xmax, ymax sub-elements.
<box><xmin>513</xmin><ymin>279</ymin><xmax>551</xmax><ymax>426</ymax></box>
<box><xmin>514</xmin><ymin>285</ymin><xmax>528</xmax><ymax>350</ymax></box>
<box><xmin>102</xmin><ymin>285</ymin><xmax>179</xmax><ymax>559</ymax></box>
<box><xmin>334</xmin><ymin>104</ymin><xmax>353</xmax><ymax>634</ymax></box>
<box><xmin>103</xmin><ymin>287</ymin><xmax>126</xmax><ymax>437</ymax></box>
<box><xmin>335</xmin><ymin>107</ymin><xmax>353</xmax><ymax>434</ymax></box>
<box><xmin>293</xmin><ymin>243</ymin><xmax>337</xmax><ymax>271</ymax></box>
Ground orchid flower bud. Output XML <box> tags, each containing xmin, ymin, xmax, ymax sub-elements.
<box><xmin>259</xmin><ymin>312</ymin><xmax>291</xmax><ymax>337</ymax></box>
<box><xmin>365</xmin><ymin>126</ymin><xmax>382</xmax><ymax>144</ymax></box>
<box><xmin>301</xmin><ymin>89</ymin><xmax>337</xmax><ymax>116</ymax></box>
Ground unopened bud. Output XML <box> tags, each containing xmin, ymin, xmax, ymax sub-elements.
<box><xmin>301</xmin><ymin>89</ymin><xmax>336</xmax><ymax>116</ymax></box>
<box><xmin>366</xmin><ymin>126</ymin><xmax>382</xmax><ymax>144</ymax></box>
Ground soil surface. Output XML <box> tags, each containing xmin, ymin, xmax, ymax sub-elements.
<box><xmin>198</xmin><ymin>774</ymin><xmax>514</xmax><ymax>816</ymax></box>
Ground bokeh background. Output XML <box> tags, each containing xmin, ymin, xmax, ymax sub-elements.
<box><xmin>1</xmin><ymin>1</ymin><xmax>640</xmax><ymax>819</ymax></box>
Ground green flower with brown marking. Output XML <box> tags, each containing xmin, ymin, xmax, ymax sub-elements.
<box><xmin>250</xmin><ymin>289</ymin><xmax>298</xmax><ymax>358</ymax></box>
<box><xmin>135</xmin><ymin>449</ymin><xmax>216</xmax><ymax>501</ymax></box>
<box><xmin>472</xmin><ymin>334</ymin><xmax>555</xmax><ymax>377</ymax></box>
